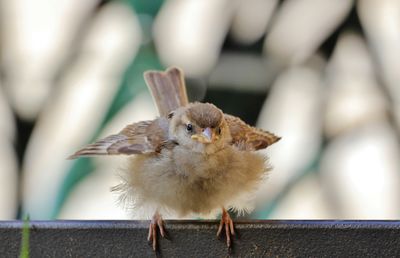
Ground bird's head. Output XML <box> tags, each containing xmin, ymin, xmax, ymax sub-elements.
<box><xmin>169</xmin><ymin>102</ymin><xmax>231</xmax><ymax>154</ymax></box>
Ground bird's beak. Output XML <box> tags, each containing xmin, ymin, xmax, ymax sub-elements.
<box><xmin>191</xmin><ymin>127</ymin><xmax>214</xmax><ymax>144</ymax></box>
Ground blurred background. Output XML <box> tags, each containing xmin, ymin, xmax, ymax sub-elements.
<box><xmin>1</xmin><ymin>0</ymin><xmax>400</xmax><ymax>220</ymax></box>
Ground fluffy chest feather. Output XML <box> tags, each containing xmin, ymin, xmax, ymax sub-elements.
<box><xmin>124</xmin><ymin>145</ymin><xmax>268</xmax><ymax>217</ymax></box>
<box><xmin>171</xmin><ymin>146</ymin><xmax>232</xmax><ymax>179</ymax></box>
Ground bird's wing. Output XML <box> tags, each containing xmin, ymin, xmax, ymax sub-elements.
<box><xmin>144</xmin><ymin>67</ymin><xmax>189</xmax><ymax>117</ymax></box>
<box><xmin>68</xmin><ymin>118</ymin><xmax>170</xmax><ymax>159</ymax></box>
<box><xmin>224</xmin><ymin>114</ymin><xmax>281</xmax><ymax>151</ymax></box>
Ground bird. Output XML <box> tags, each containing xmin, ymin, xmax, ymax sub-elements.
<box><xmin>69</xmin><ymin>67</ymin><xmax>280</xmax><ymax>251</ymax></box>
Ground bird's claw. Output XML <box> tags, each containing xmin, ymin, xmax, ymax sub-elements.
<box><xmin>216</xmin><ymin>209</ymin><xmax>235</xmax><ymax>248</ymax></box>
<box><xmin>147</xmin><ymin>212</ymin><xmax>166</xmax><ymax>251</ymax></box>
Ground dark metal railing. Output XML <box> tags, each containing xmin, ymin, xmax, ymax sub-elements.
<box><xmin>1</xmin><ymin>220</ymin><xmax>400</xmax><ymax>257</ymax></box>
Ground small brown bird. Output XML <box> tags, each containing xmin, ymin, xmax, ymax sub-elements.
<box><xmin>70</xmin><ymin>67</ymin><xmax>280</xmax><ymax>251</ymax></box>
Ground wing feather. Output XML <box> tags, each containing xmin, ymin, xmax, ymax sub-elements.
<box><xmin>68</xmin><ymin>118</ymin><xmax>169</xmax><ymax>159</ymax></box>
<box><xmin>225</xmin><ymin>114</ymin><xmax>281</xmax><ymax>151</ymax></box>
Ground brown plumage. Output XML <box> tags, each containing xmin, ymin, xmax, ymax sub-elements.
<box><xmin>69</xmin><ymin>67</ymin><xmax>280</xmax><ymax>251</ymax></box>
<box><xmin>186</xmin><ymin>103</ymin><xmax>223</xmax><ymax>128</ymax></box>
<box><xmin>225</xmin><ymin>114</ymin><xmax>281</xmax><ymax>151</ymax></box>
<box><xmin>68</xmin><ymin>119</ymin><xmax>169</xmax><ymax>158</ymax></box>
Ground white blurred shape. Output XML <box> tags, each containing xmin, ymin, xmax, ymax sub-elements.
<box><xmin>58</xmin><ymin>157</ymin><xmax>130</xmax><ymax>219</ymax></box>
<box><xmin>208</xmin><ymin>52</ymin><xmax>277</xmax><ymax>92</ymax></box>
<box><xmin>358</xmin><ymin>0</ymin><xmax>400</xmax><ymax>129</ymax></box>
<box><xmin>0</xmin><ymin>0</ymin><xmax>100</xmax><ymax>120</ymax></box>
<box><xmin>59</xmin><ymin>92</ymin><xmax>157</xmax><ymax>219</ymax></box>
<box><xmin>153</xmin><ymin>0</ymin><xmax>234</xmax><ymax>77</ymax></box>
<box><xmin>324</xmin><ymin>32</ymin><xmax>387</xmax><ymax>137</ymax></box>
<box><xmin>230</xmin><ymin>0</ymin><xmax>278</xmax><ymax>45</ymax></box>
<box><xmin>0</xmin><ymin>140</ymin><xmax>19</xmax><ymax>219</ymax></box>
<box><xmin>0</xmin><ymin>86</ymin><xmax>18</xmax><ymax>219</ymax></box>
<box><xmin>264</xmin><ymin>0</ymin><xmax>353</xmax><ymax>65</ymax></box>
<box><xmin>255</xmin><ymin>57</ymin><xmax>324</xmax><ymax>207</ymax></box>
<box><xmin>0</xmin><ymin>86</ymin><xmax>16</xmax><ymax>141</ymax></box>
<box><xmin>81</xmin><ymin>4</ymin><xmax>141</xmax><ymax>74</ymax></box>
<box><xmin>269</xmin><ymin>174</ymin><xmax>333</xmax><ymax>219</ymax></box>
<box><xmin>320</xmin><ymin>122</ymin><xmax>400</xmax><ymax>218</ymax></box>
<box><xmin>22</xmin><ymin>3</ymin><xmax>142</xmax><ymax>219</ymax></box>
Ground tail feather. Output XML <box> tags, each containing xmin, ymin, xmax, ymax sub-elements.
<box><xmin>144</xmin><ymin>67</ymin><xmax>189</xmax><ymax>117</ymax></box>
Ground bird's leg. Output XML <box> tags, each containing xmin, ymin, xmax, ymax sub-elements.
<box><xmin>147</xmin><ymin>211</ymin><xmax>166</xmax><ymax>251</ymax></box>
<box><xmin>216</xmin><ymin>208</ymin><xmax>235</xmax><ymax>248</ymax></box>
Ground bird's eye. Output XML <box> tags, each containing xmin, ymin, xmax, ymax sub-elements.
<box><xmin>217</xmin><ymin>127</ymin><xmax>222</xmax><ymax>134</ymax></box>
<box><xmin>186</xmin><ymin>124</ymin><xmax>193</xmax><ymax>132</ymax></box>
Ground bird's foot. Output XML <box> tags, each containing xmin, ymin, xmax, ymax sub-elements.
<box><xmin>216</xmin><ymin>208</ymin><xmax>235</xmax><ymax>248</ymax></box>
<box><xmin>147</xmin><ymin>211</ymin><xmax>166</xmax><ymax>251</ymax></box>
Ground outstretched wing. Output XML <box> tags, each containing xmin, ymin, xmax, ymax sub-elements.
<box><xmin>225</xmin><ymin>114</ymin><xmax>281</xmax><ymax>151</ymax></box>
<box><xmin>68</xmin><ymin>118</ymin><xmax>170</xmax><ymax>159</ymax></box>
<box><xmin>144</xmin><ymin>67</ymin><xmax>189</xmax><ymax>117</ymax></box>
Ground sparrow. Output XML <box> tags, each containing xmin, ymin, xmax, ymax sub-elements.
<box><xmin>69</xmin><ymin>67</ymin><xmax>280</xmax><ymax>251</ymax></box>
